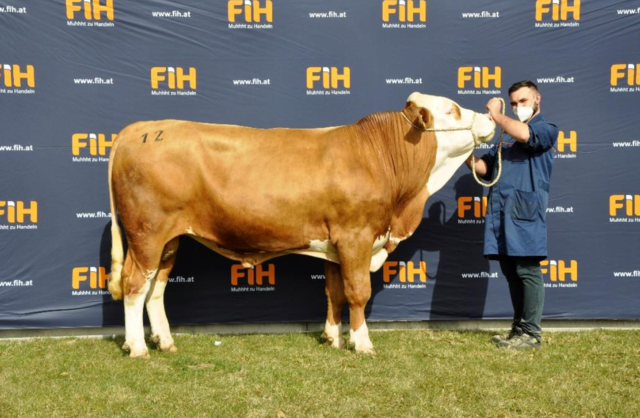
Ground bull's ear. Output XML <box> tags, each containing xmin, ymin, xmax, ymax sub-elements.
<box><xmin>404</xmin><ymin>101</ymin><xmax>433</xmax><ymax>130</ymax></box>
<box><xmin>418</xmin><ymin>107</ymin><xmax>434</xmax><ymax>130</ymax></box>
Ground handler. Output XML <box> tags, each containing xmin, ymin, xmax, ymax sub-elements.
<box><xmin>466</xmin><ymin>80</ymin><xmax>559</xmax><ymax>349</ymax></box>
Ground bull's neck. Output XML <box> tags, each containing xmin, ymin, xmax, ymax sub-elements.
<box><xmin>346</xmin><ymin>111</ymin><xmax>437</xmax><ymax>204</ymax></box>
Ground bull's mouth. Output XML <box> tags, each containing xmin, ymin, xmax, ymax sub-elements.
<box><xmin>476</xmin><ymin>128</ymin><xmax>497</xmax><ymax>144</ymax></box>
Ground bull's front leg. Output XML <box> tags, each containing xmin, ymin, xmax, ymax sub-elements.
<box><xmin>336</xmin><ymin>235</ymin><xmax>375</xmax><ymax>354</ymax></box>
<box><xmin>322</xmin><ymin>261</ymin><xmax>346</xmax><ymax>349</ymax></box>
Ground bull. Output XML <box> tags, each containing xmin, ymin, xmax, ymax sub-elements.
<box><xmin>107</xmin><ymin>92</ymin><xmax>496</xmax><ymax>357</ymax></box>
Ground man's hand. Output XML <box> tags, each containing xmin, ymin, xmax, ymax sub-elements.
<box><xmin>485</xmin><ymin>97</ymin><xmax>530</xmax><ymax>143</ymax></box>
<box><xmin>486</xmin><ymin>98</ymin><xmax>503</xmax><ymax>119</ymax></box>
<box><xmin>465</xmin><ymin>153</ymin><xmax>488</xmax><ymax>177</ymax></box>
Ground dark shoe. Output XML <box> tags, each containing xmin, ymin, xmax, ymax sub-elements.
<box><xmin>497</xmin><ymin>334</ymin><xmax>541</xmax><ymax>350</ymax></box>
<box><xmin>490</xmin><ymin>328</ymin><xmax>522</xmax><ymax>344</ymax></box>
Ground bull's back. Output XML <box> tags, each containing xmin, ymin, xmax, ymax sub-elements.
<box><xmin>111</xmin><ymin>120</ymin><xmax>385</xmax><ymax>250</ymax></box>
<box><xmin>114</xmin><ymin>119</ymin><xmax>342</xmax><ymax>202</ymax></box>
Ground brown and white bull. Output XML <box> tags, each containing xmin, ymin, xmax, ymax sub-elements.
<box><xmin>107</xmin><ymin>92</ymin><xmax>496</xmax><ymax>357</ymax></box>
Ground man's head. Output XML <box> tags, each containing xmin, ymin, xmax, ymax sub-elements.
<box><xmin>508</xmin><ymin>80</ymin><xmax>541</xmax><ymax>123</ymax></box>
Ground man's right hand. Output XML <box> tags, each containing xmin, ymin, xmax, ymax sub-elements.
<box><xmin>466</xmin><ymin>153</ymin><xmax>488</xmax><ymax>177</ymax></box>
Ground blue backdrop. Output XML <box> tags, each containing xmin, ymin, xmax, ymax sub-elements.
<box><xmin>1</xmin><ymin>0</ymin><xmax>639</xmax><ymax>329</ymax></box>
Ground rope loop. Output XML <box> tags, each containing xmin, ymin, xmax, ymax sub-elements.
<box><xmin>471</xmin><ymin>97</ymin><xmax>505</xmax><ymax>188</ymax></box>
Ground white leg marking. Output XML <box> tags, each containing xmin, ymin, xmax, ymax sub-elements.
<box><xmin>145</xmin><ymin>279</ymin><xmax>177</xmax><ymax>353</ymax></box>
<box><xmin>372</xmin><ymin>230</ymin><xmax>390</xmax><ymax>253</ymax></box>
<box><xmin>323</xmin><ymin>320</ymin><xmax>345</xmax><ymax>349</ymax></box>
<box><xmin>144</xmin><ymin>269</ymin><xmax>158</xmax><ymax>282</ymax></box>
<box><xmin>370</xmin><ymin>249</ymin><xmax>389</xmax><ymax>272</ymax></box>
<box><xmin>124</xmin><ymin>280</ymin><xmax>151</xmax><ymax>358</ymax></box>
<box><xmin>308</xmin><ymin>239</ymin><xmax>338</xmax><ymax>255</ymax></box>
<box><xmin>349</xmin><ymin>321</ymin><xmax>374</xmax><ymax>354</ymax></box>
<box><xmin>389</xmin><ymin>232</ymin><xmax>412</xmax><ymax>246</ymax></box>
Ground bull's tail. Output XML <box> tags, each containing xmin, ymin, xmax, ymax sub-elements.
<box><xmin>107</xmin><ymin>135</ymin><xmax>125</xmax><ymax>300</ymax></box>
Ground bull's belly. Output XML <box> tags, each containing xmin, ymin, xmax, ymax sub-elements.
<box><xmin>188</xmin><ymin>231</ymin><xmax>391</xmax><ymax>273</ymax></box>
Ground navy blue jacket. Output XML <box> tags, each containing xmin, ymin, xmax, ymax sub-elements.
<box><xmin>480</xmin><ymin>114</ymin><xmax>559</xmax><ymax>260</ymax></box>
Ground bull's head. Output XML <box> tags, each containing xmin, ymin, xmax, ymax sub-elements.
<box><xmin>404</xmin><ymin>92</ymin><xmax>497</xmax><ymax>194</ymax></box>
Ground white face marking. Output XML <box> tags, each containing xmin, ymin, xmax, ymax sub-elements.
<box><xmin>185</xmin><ymin>227</ymin><xmax>196</xmax><ymax>235</ymax></box>
<box><xmin>427</xmin><ymin>153</ymin><xmax>472</xmax><ymax>196</ymax></box>
<box><xmin>405</xmin><ymin>92</ymin><xmax>496</xmax><ymax>196</ymax></box>
<box><xmin>349</xmin><ymin>322</ymin><xmax>374</xmax><ymax>353</ymax></box>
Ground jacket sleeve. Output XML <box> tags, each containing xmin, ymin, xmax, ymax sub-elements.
<box><xmin>525</xmin><ymin>120</ymin><xmax>559</xmax><ymax>152</ymax></box>
<box><xmin>479</xmin><ymin>146</ymin><xmax>497</xmax><ymax>181</ymax></box>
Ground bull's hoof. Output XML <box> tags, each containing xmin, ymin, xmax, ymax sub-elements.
<box><xmin>123</xmin><ymin>341</ymin><xmax>150</xmax><ymax>358</ymax></box>
<box><xmin>355</xmin><ymin>346</ymin><xmax>376</xmax><ymax>356</ymax></box>
<box><xmin>151</xmin><ymin>334</ymin><xmax>178</xmax><ymax>353</ymax></box>
<box><xmin>322</xmin><ymin>334</ymin><xmax>346</xmax><ymax>349</ymax></box>
<box><xmin>159</xmin><ymin>344</ymin><xmax>178</xmax><ymax>353</ymax></box>
<box><xmin>129</xmin><ymin>350</ymin><xmax>151</xmax><ymax>359</ymax></box>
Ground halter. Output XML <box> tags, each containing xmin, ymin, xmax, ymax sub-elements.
<box><xmin>400</xmin><ymin>108</ymin><xmax>480</xmax><ymax>147</ymax></box>
<box><xmin>400</xmin><ymin>99</ymin><xmax>505</xmax><ymax>188</ymax></box>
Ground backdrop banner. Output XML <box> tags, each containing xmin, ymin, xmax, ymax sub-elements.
<box><xmin>2</xmin><ymin>1</ymin><xmax>639</xmax><ymax>329</ymax></box>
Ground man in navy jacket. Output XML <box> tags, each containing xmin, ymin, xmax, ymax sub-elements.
<box><xmin>466</xmin><ymin>80</ymin><xmax>559</xmax><ymax>349</ymax></box>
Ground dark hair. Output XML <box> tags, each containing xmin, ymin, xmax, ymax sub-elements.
<box><xmin>508</xmin><ymin>80</ymin><xmax>539</xmax><ymax>96</ymax></box>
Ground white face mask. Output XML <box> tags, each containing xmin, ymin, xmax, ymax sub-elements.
<box><xmin>512</xmin><ymin>101</ymin><xmax>539</xmax><ymax>123</ymax></box>
<box><xmin>513</xmin><ymin>106</ymin><xmax>534</xmax><ymax>122</ymax></box>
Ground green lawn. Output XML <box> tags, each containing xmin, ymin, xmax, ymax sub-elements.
<box><xmin>1</xmin><ymin>330</ymin><xmax>638</xmax><ymax>417</ymax></box>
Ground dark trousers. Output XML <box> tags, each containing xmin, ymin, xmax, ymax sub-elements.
<box><xmin>498</xmin><ymin>255</ymin><xmax>545</xmax><ymax>340</ymax></box>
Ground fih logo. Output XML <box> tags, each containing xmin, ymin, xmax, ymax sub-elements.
<box><xmin>458</xmin><ymin>196</ymin><xmax>487</xmax><ymax>218</ymax></box>
<box><xmin>556</xmin><ymin>131</ymin><xmax>577</xmax><ymax>153</ymax></box>
<box><xmin>382</xmin><ymin>261</ymin><xmax>426</xmax><ymax>283</ymax></box>
<box><xmin>72</xmin><ymin>267</ymin><xmax>108</xmax><ymax>289</ymax></box>
<box><xmin>307</xmin><ymin>67</ymin><xmax>351</xmax><ymax>90</ymax></box>
<box><xmin>72</xmin><ymin>133</ymin><xmax>116</xmax><ymax>156</ymax></box>
<box><xmin>0</xmin><ymin>201</ymin><xmax>38</xmax><ymax>224</ymax></box>
<box><xmin>610</xmin><ymin>195</ymin><xmax>640</xmax><ymax>217</ymax></box>
<box><xmin>458</xmin><ymin>67</ymin><xmax>502</xmax><ymax>89</ymax></box>
<box><xmin>610</xmin><ymin>64</ymin><xmax>640</xmax><ymax>86</ymax></box>
<box><xmin>231</xmin><ymin>264</ymin><xmax>276</xmax><ymax>286</ymax></box>
<box><xmin>1</xmin><ymin>64</ymin><xmax>35</xmax><ymax>88</ymax></box>
<box><xmin>228</xmin><ymin>0</ymin><xmax>273</xmax><ymax>23</ymax></box>
<box><xmin>540</xmin><ymin>259</ymin><xmax>578</xmax><ymax>282</ymax></box>
<box><xmin>382</xmin><ymin>0</ymin><xmax>427</xmax><ymax>22</ymax></box>
<box><xmin>151</xmin><ymin>67</ymin><xmax>197</xmax><ymax>90</ymax></box>
<box><xmin>66</xmin><ymin>0</ymin><xmax>115</xmax><ymax>20</ymax></box>
<box><xmin>535</xmin><ymin>0</ymin><xmax>580</xmax><ymax>21</ymax></box>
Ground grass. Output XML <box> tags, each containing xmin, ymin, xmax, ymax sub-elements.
<box><xmin>0</xmin><ymin>330</ymin><xmax>639</xmax><ymax>418</ymax></box>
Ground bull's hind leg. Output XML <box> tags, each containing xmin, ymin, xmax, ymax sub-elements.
<box><xmin>121</xmin><ymin>245</ymin><xmax>163</xmax><ymax>358</ymax></box>
<box><xmin>146</xmin><ymin>238</ymin><xmax>179</xmax><ymax>353</ymax></box>
<box><xmin>322</xmin><ymin>261</ymin><xmax>347</xmax><ymax>348</ymax></box>
<box><xmin>336</xmin><ymin>235</ymin><xmax>375</xmax><ymax>354</ymax></box>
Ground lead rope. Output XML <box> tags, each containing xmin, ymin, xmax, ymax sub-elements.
<box><xmin>471</xmin><ymin>97</ymin><xmax>505</xmax><ymax>188</ymax></box>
